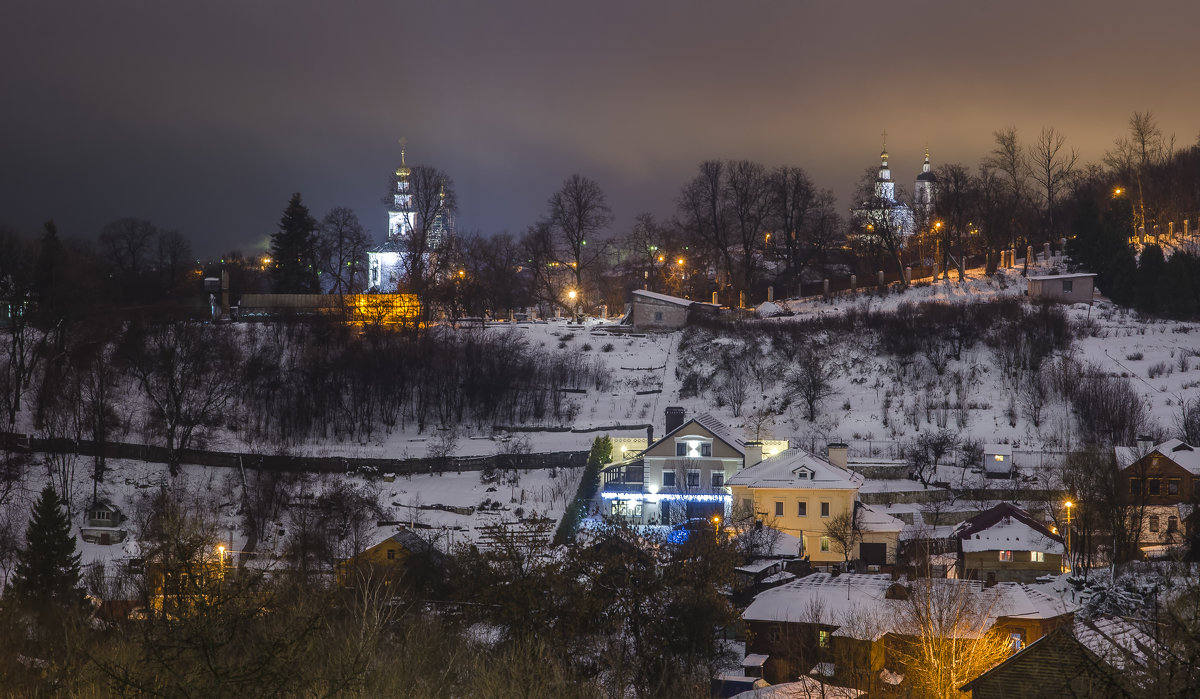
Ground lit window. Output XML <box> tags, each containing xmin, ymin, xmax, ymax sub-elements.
<box><xmin>821</xmin><ymin>502</ymin><xmax>830</xmax><ymax>518</ymax></box>
<box><xmin>798</xmin><ymin>501</ymin><xmax>807</xmax><ymax>517</ymax></box>
<box><xmin>662</xmin><ymin>470</ymin><xmax>676</xmax><ymax>487</ymax></box>
<box><xmin>820</xmin><ymin>537</ymin><xmax>830</xmax><ymax>552</ymax></box>
<box><xmin>775</xmin><ymin>501</ymin><xmax>784</xmax><ymax>517</ymax></box>
<box><xmin>994</xmin><ymin>454</ymin><xmax>1005</xmax><ymax>462</ymax></box>
<box><xmin>1031</xmin><ymin>551</ymin><xmax>1045</xmax><ymax>562</ymax></box>
<box><xmin>711</xmin><ymin>471</ymin><xmax>724</xmax><ymax>488</ymax></box>
<box><xmin>819</xmin><ymin>630</ymin><xmax>831</xmax><ymax>648</ymax></box>
<box><xmin>999</xmin><ymin>550</ymin><xmax>1013</xmax><ymax>562</ymax></box>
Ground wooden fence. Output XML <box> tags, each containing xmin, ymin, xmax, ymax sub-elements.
<box><xmin>0</xmin><ymin>432</ymin><xmax>587</xmax><ymax>476</ymax></box>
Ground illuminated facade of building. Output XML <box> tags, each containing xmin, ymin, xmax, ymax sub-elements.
<box><xmin>367</xmin><ymin>142</ymin><xmax>452</xmax><ymax>292</ymax></box>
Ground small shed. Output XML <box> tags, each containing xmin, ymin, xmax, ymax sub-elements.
<box><xmin>629</xmin><ymin>290</ymin><xmax>715</xmax><ymax>331</ymax></box>
<box><xmin>983</xmin><ymin>444</ymin><xmax>1014</xmax><ymax>477</ymax></box>
<box><xmin>81</xmin><ymin>501</ymin><xmax>128</xmax><ymax>545</ymax></box>
<box><xmin>1027</xmin><ymin>273</ymin><xmax>1096</xmax><ymax>305</ymax></box>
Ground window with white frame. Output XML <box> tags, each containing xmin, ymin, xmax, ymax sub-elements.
<box><xmin>686</xmin><ymin>469</ymin><xmax>700</xmax><ymax>487</ymax></box>
<box><xmin>820</xmin><ymin>536</ymin><xmax>830</xmax><ymax>552</ymax></box>
<box><xmin>999</xmin><ymin>550</ymin><xmax>1013</xmax><ymax>562</ymax></box>
<box><xmin>662</xmin><ymin>469</ymin><xmax>676</xmax><ymax>487</ymax></box>
<box><xmin>1031</xmin><ymin>551</ymin><xmax>1045</xmax><ymax>562</ymax></box>
<box><xmin>711</xmin><ymin>471</ymin><xmax>724</xmax><ymax>488</ymax></box>
<box><xmin>797</xmin><ymin>501</ymin><xmax>807</xmax><ymax>517</ymax></box>
<box><xmin>775</xmin><ymin>501</ymin><xmax>784</xmax><ymax>516</ymax></box>
<box><xmin>820</xmin><ymin>502</ymin><xmax>830</xmax><ymax>518</ymax></box>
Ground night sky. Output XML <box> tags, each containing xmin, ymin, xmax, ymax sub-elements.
<box><xmin>4</xmin><ymin>1</ymin><xmax>1199</xmax><ymax>258</ymax></box>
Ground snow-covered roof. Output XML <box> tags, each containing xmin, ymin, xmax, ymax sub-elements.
<box><xmin>727</xmin><ymin>448</ymin><xmax>862</xmax><ymax>490</ymax></box>
<box><xmin>732</xmin><ymin>676</ymin><xmax>864</xmax><ymax>699</ymax></box>
<box><xmin>1114</xmin><ymin>438</ymin><xmax>1200</xmax><ymax>474</ymax></box>
<box><xmin>631</xmin><ymin>289</ymin><xmax>699</xmax><ymax>307</ymax></box>
<box><xmin>983</xmin><ymin>443</ymin><xmax>1012</xmax><ymax>456</ymax></box>
<box><xmin>741</xmin><ymin>653</ymin><xmax>769</xmax><ymax>668</ymax></box>
<box><xmin>737</xmin><ymin>559</ymin><xmax>784</xmax><ymax>575</ymax></box>
<box><xmin>955</xmin><ymin>503</ymin><xmax>1063</xmax><ymax>554</ymax></box>
<box><xmin>1073</xmin><ymin>617</ymin><xmax>1158</xmax><ymax>671</ymax></box>
<box><xmin>1027</xmin><ymin>273</ymin><xmax>1096</xmax><ymax>280</ymax></box>
<box><xmin>744</xmin><ymin>574</ymin><xmax>1076</xmax><ymax>640</ymax></box>
<box><xmin>857</xmin><ymin>503</ymin><xmax>905</xmax><ymax>533</ymax></box>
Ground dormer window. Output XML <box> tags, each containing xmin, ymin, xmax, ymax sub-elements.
<box><xmin>793</xmin><ymin>467</ymin><xmax>812</xmax><ymax>480</ymax></box>
<box><xmin>674</xmin><ymin>438</ymin><xmax>712</xmax><ymax>458</ymax></box>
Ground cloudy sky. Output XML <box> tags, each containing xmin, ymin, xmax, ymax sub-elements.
<box><xmin>3</xmin><ymin>1</ymin><xmax>1198</xmax><ymax>257</ymax></box>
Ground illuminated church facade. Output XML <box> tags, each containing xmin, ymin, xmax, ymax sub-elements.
<box><xmin>851</xmin><ymin>136</ymin><xmax>939</xmax><ymax>244</ymax></box>
<box><xmin>367</xmin><ymin>142</ymin><xmax>451</xmax><ymax>292</ymax></box>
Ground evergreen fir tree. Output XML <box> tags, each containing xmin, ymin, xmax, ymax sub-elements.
<box><xmin>269</xmin><ymin>193</ymin><xmax>320</xmax><ymax>293</ymax></box>
<box><xmin>9</xmin><ymin>485</ymin><xmax>84</xmax><ymax>609</ymax></box>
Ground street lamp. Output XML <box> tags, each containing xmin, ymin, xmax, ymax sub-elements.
<box><xmin>1063</xmin><ymin>501</ymin><xmax>1073</xmax><ymax>574</ymax></box>
<box><xmin>711</xmin><ymin>514</ymin><xmax>722</xmax><ymax>537</ymax></box>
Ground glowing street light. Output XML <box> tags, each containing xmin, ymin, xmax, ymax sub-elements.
<box><xmin>1113</xmin><ymin>187</ymin><xmax>1124</xmax><ymax>197</ymax></box>
<box><xmin>711</xmin><ymin>514</ymin><xmax>722</xmax><ymax>536</ymax></box>
<box><xmin>567</xmin><ymin>289</ymin><xmax>577</xmax><ymax>300</ymax></box>
<box><xmin>1063</xmin><ymin>501</ymin><xmax>1073</xmax><ymax>573</ymax></box>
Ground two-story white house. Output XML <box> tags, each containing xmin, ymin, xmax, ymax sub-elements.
<box><xmin>600</xmin><ymin>409</ymin><xmax>786</xmax><ymax>525</ymax></box>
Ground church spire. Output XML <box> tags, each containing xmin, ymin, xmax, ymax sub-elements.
<box><xmin>396</xmin><ymin>137</ymin><xmax>411</xmax><ymax>179</ymax></box>
<box><xmin>922</xmin><ymin>145</ymin><xmax>931</xmax><ymax>174</ymax></box>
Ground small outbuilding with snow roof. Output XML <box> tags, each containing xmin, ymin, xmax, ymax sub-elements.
<box><xmin>629</xmin><ymin>289</ymin><xmax>717</xmax><ymax>331</ymax></box>
<box><xmin>955</xmin><ymin>503</ymin><xmax>1064</xmax><ymax>584</ymax></box>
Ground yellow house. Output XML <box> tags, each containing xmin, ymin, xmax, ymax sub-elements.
<box><xmin>336</xmin><ymin>529</ymin><xmax>438</xmax><ymax>588</ymax></box>
<box><xmin>728</xmin><ymin>446</ymin><xmax>903</xmax><ymax>565</ymax></box>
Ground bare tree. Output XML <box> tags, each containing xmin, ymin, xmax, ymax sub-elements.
<box><xmin>786</xmin><ymin>343</ymin><xmax>839</xmax><ymax>422</ymax></box>
<box><xmin>723</xmin><ymin>160</ymin><xmax>771</xmax><ymax>295</ymax></box>
<box><xmin>1104</xmin><ymin>110</ymin><xmax>1173</xmax><ymax>232</ymax></box>
<box><xmin>120</xmin><ymin>323</ymin><xmax>241</xmax><ymax>476</ymax></box>
<box><xmin>823</xmin><ymin>508</ymin><xmax>861</xmax><ymax>564</ymax></box>
<box><xmin>1028</xmin><ymin>126</ymin><xmax>1079</xmax><ymax>239</ymax></box>
<box><xmin>543</xmin><ymin>174</ymin><xmax>612</xmax><ymax>318</ymax></box>
<box><xmin>892</xmin><ymin>580</ymin><xmax>1014</xmax><ymax>699</ymax></box>
<box><xmin>317</xmin><ymin>206</ymin><xmax>371</xmax><ymax>294</ymax></box>
<box><xmin>678</xmin><ymin>160</ymin><xmax>735</xmax><ymax>292</ymax></box>
<box><xmin>1177</xmin><ymin>395</ymin><xmax>1200</xmax><ymax>445</ymax></box>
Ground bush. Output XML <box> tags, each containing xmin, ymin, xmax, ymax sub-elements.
<box><xmin>1125</xmin><ymin>352</ymin><xmax>1144</xmax><ymax>361</ymax></box>
<box><xmin>601</xmin><ymin>343</ymin><xmax>614</xmax><ymax>352</ymax></box>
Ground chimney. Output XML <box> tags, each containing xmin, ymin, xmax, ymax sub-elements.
<box><xmin>665</xmin><ymin>406</ymin><xmax>685</xmax><ymax>435</ymax></box>
<box><xmin>827</xmin><ymin>442</ymin><xmax>849</xmax><ymax>470</ymax></box>
<box><xmin>1136</xmin><ymin>435</ymin><xmax>1154</xmax><ymax>454</ymax></box>
<box><xmin>744</xmin><ymin>441</ymin><xmax>763</xmax><ymax>468</ymax></box>
<box><xmin>646</xmin><ymin>425</ymin><xmax>654</xmax><ymax>447</ymax></box>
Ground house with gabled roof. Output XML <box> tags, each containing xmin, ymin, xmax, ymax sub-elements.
<box><xmin>954</xmin><ymin>503</ymin><xmax>1064</xmax><ymax>584</ymax></box>
<box><xmin>960</xmin><ymin>617</ymin><xmax>1159</xmax><ymax>698</ymax></box>
<box><xmin>598</xmin><ymin>408</ymin><xmax>787</xmax><ymax>525</ymax></box>
<box><xmin>1113</xmin><ymin>437</ymin><xmax>1198</xmax><ymax>552</ymax></box>
<box><xmin>744</xmin><ymin>573</ymin><xmax>1077</xmax><ymax>692</ymax></box>
<box><xmin>727</xmin><ymin>446</ymin><xmax>904</xmax><ymax>565</ymax></box>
